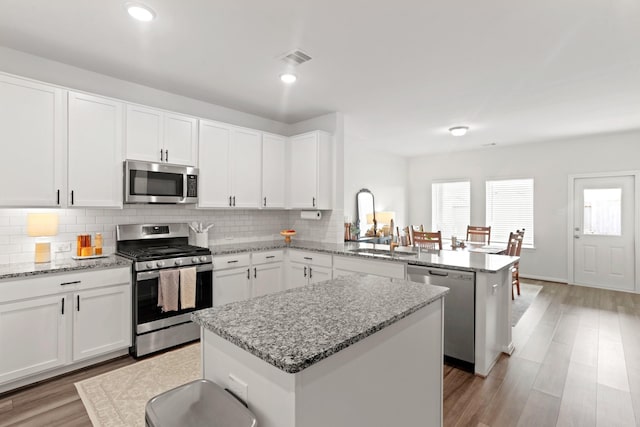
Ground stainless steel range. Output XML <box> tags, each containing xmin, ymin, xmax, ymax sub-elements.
<box><xmin>116</xmin><ymin>223</ymin><xmax>213</xmax><ymax>357</ymax></box>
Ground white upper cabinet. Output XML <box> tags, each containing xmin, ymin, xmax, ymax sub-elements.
<box><xmin>198</xmin><ymin>120</ymin><xmax>261</xmax><ymax>208</ymax></box>
<box><xmin>288</xmin><ymin>131</ymin><xmax>333</xmax><ymax>209</ymax></box>
<box><xmin>67</xmin><ymin>92</ymin><xmax>124</xmax><ymax>208</ymax></box>
<box><xmin>0</xmin><ymin>74</ymin><xmax>64</xmax><ymax>207</ymax></box>
<box><xmin>125</xmin><ymin>104</ymin><xmax>197</xmax><ymax>166</ymax></box>
<box><xmin>262</xmin><ymin>133</ymin><xmax>286</xmax><ymax>208</ymax></box>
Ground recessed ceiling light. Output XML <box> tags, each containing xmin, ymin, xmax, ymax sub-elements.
<box><xmin>449</xmin><ymin>126</ymin><xmax>469</xmax><ymax>136</ymax></box>
<box><xmin>280</xmin><ymin>73</ymin><xmax>297</xmax><ymax>84</ymax></box>
<box><xmin>126</xmin><ymin>3</ymin><xmax>156</xmax><ymax>21</ymax></box>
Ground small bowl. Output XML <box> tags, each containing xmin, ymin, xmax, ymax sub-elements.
<box><xmin>280</xmin><ymin>230</ymin><xmax>296</xmax><ymax>243</ymax></box>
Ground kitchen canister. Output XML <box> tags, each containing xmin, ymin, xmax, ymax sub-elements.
<box><xmin>189</xmin><ymin>229</ymin><xmax>209</xmax><ymax>248</ymax></box>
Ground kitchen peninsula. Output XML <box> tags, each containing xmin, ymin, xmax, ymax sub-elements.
<box><xmin>192</xmin><ymin>274</ymin><xmax>449</xmax><ymax>427</ymax></box>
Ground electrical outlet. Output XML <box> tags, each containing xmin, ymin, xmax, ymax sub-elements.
<box><xmin>228</xmin><ymin>373</ymin><xmax>248</xmax><ymax>403</ymax></box>
<box><xmin>54</xmin><ymin>242</ymin><xmax>72</xmax><ymax>253</ymax></box>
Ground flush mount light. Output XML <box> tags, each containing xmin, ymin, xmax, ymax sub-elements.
<box><xmin>280</xmin><ymin>73</ymin><xmax>297</xmax><ymax>84</ymax></box>
<box><xmin>449</xmin><ymin>126</ymin><xmax>469</xmax><ymax>136</ymax></box>
<box><xmin>126</xmin><ymin>2</ymin><xmax>156</xmax><ymax>21</ymax></box>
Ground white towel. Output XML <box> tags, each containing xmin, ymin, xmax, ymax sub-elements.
<box><xmin>158</xmin><ymin>269</ymin><xmax>180</xmax><ymax>312</ymax></box>
<box><xmin>180</xmin><ymin>267</ymin><xmax>197</xmax><ymax>309</ymax></box>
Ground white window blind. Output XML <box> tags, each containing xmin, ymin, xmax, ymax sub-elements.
<box><xmin>486</xmin><ymin>178</ymin><xmax>534</xmax><ymax>246</ymax></box>
<box><xmin>432</xmin><ymin>181</ymin><xmax>470</xmax><ymax>239</ymax></box>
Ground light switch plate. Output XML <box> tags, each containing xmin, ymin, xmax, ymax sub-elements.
<box><xmin>54</xmin><ymin>242</ymin><xmax>72</xmax><ymax>253</ymax></box>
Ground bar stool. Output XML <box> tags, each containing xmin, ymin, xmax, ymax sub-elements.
<box><xmin>145</xmin><ymin>379</ymin><xmax>257</xmax><ymax>427</ymax></box>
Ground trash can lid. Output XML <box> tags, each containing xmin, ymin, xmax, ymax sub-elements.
<box><xmin>145</xmin><ymin>379</ymin><xmax>257</xmax><ymax>427</ymax></box>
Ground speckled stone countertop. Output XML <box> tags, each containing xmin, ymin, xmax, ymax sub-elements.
<box><xmin>0</xmin><ymin>255</ymin><xmax>132</xmax><ymax>281</ymax></box>
<box><xmin>212</xmin><ymin>240</ymin><xmax>517</xmax><ymax>273</ymax></box>
<box><xmin>192</xmin><ymin>274</ymin><xmax>448</xmax><ymax>373</ymax></box>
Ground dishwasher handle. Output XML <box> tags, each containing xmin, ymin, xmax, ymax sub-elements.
<box><xmin>427</xmin><ymin>270</ymin><xmax>449</xmax><ymax>277</ymax></box>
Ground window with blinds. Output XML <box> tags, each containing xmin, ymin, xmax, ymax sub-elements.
<box><xmin>486</xmin><ymin>178</ymin><xmax>534</xmax><ymax>246</ymax></box>
<box><xmin>432</xmin><ymin>181</ymin><xmax>470</xmax><ymax>240</ymax></box>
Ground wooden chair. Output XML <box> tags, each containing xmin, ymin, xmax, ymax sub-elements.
<box><xmin>401</xmin><ymin>226</ymin><xmax>412</xmax><ymax>246</ymax></box>
<box><xmin>506</xmin><ymin>230</ymin><xmax>524</xmax><ymax>299</ymax></box>
<box><xmin>413</xmin><ymin>230</ymin><xmax>442</xmax><ymax>250</ymax></box>
<box><xmin>467</xmin><ymin>225</ymin><xmax>491</xmax><ymax>245</ymax></box>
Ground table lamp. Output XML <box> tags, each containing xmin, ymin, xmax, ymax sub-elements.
<box><xmin>375</xmin><ymin>211</ymin><xmax>395</xmax><ymax>226</ymax></box>
<box><xmin>27</xmin><ymin>213</ymin><xmax>59</xmax><ymax>263</ymax></box>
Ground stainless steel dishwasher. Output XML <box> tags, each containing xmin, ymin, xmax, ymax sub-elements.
<box><xmin>407</xmin><ymin>265</ymin><xmax>475</xmax><ymax>370</ymax></box>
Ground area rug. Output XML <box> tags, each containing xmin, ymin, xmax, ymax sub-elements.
<box><xmin>511</xmin><ymin>282</ymin><xmax>543</xmax><ymax>326</ymax></box>
<box><xmin>75</xmin><ymin>343</ymin><xmax>200</xmax><ymax>427</ymax></box>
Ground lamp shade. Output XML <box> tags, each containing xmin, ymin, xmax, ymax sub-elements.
<box><xmin>27</xmin><ymin>213</ymin><xmax>59</xmax><ymax>237</ymax></box>
<box><xmin>375</xmin><ymin>211</ymin><xmax>395</xmax><ymax>225</ymax></box>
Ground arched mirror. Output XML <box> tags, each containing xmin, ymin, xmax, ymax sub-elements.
<box><xmin>356</xmin><ymin>189</ymin><xmax>375</xmax><ymax>238</ymax></box>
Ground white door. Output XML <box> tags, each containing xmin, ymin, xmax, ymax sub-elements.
<box><xmin>0</xmin><ymin>74</ymin><xmax>64</xmax><ymax>207</ymax></box>
<box><xmin>213</xmin><ymin>268</ymin><xmax>251</xmax><ymax>306</ymax></box>
<box><xmin>68</xmin><ymin>92</ymin><xmax>123</xmax><ymax>208</ymax></box>
<box><xmin>231</xmin><ymin>128</ymin><xmax>262</xmax><ymax>208</ymax></box>
<box><xmin>289</xmin><ymin>134</ymin><xmax>318</xmax><ymax>208</ymax></box>
<box><xmin>164</xmin><ymin>112</ymin><xmax>197</xmax><ymax>166</ymax></box>
<box><xmin>0</xmin><ymin>295</ymin><xmax>67</xmax><ymax>384</ymax></box>
<box><xmin>198</xmin><ymin>120</ymin><xmax>232</xmax><ymax>207</ymax></box>
<box><xmin>573</xmin><ymin>175</ymin><xmax>635</xmax><ymax>291</ymax></box>
<box><xmin>262</xmin><ymin>133</ymin><xmax>286</xmax><ymax>208</ymax></box>
<box><xmin>125</xmin><ymin>104</ymin><xmax>163</xmax><ymax>163</ymax></box>
<box><xmin>309</xmin><ymin>265</ymin><xmax>332</xmax><ymax>284</ymax></box>
<box><xmin>72</xmin><ymin>285</ymin><xmax>131</xmax><ymax>362</ymax></box>
<box><xmin>286</xmin><ymin>262</ymin><xmax>309</xmax><ymax>289</ymax></box>
<box><xmin>253</xmin><ymin>263</ymin><xmax>284</xmax><ymax>297</ymax></box>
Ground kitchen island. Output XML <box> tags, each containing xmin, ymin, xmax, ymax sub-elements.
<box><xmin>192</xmin><ymin>274</ymin><xmax>448</xmax><ymax>427</ymax></box>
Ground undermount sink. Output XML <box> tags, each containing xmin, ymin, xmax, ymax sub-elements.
<box><xmin>348</xmin><ymin>248</ymin><xmax>418</xmax><ymax>258</ymax></box>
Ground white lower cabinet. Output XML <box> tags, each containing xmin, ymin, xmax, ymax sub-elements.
<box><xmin>72</xmin><ymin>284</ymin><xmax>131</xmax><ymax>362</ymax></box>
<box><xmin>252</xmin><ymin>250</ymin><xmax>284</xmax><ymax>297</ymax></box>
<box><xmin>0</xmin><ymin>295</ymin><xmax>67</xmax><ymax>384</ymax></box>
<box><xmin>212</xmin><ymin>254</ymin><xmax>251</xmax><ymax>306</ymax></box>
<box><xmin>0</xmin><ymin>267</ymin><xmax>131</xmax><ymax>391</ymax></box>
<box><xmin>285</xmin><ymin>250</ymin><xmax>333</xmax><ymax>289</ymax></box>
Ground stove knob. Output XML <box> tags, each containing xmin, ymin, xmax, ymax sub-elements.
<box><xmin>199</xmin><ymin>256</ymin><xmax>208</xmax><ymax>262</ymax></box>
<box><xmin>156</xmin><ymin>261</ymin><xmax>165</xmax><ymax>268</ymax></box>
<box><xmin>146</xmin><ymin>262</ymin><xmax>153</xmax><ymax>269</ymax></box>
<box><xmin>192</xmin><ymin>257</ymin><xmax>199</xmax><ymax>263</ymax></box>
<box><xmin>175</xmin><ymin>259</ymin><xmax>183</xmax><ymax>266</ymax></box>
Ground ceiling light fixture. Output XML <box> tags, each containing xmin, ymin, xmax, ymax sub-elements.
<box><xmin>449</xmin><ymin>126</ymin><xmax>469</xmax><ymax>136</ymax></box>
<box><xmin>126</xmin><ymin>3</ymin><xmax>156</xmax><ymax>21</ymax></box>
<box><xmin>280</xmin><ymin>73</ymin><xmax>297</xmax><ymax>84</ymax></box>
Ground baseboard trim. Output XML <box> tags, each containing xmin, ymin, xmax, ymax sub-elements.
<box><xmin>520</xmin><ymin>274</ymin><xmax>567</xmax><ymax>284</ymax></box>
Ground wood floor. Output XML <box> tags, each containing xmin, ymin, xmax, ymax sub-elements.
<box><xmin>1</xmin><ymin>280</ymin><xmax>640</xmax><ymax>426</ymax></box>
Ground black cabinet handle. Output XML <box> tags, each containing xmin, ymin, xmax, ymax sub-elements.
<box><xmin>229</xmin><ymin>196</ymin><xmax>232</xmax><ymax>206</ymax></box>
<box><xmin>254</xmin><ymin>267</ymin><xmax>257</xmax><ymax>278</ymax></box>
<box><xmin>266</xmin><ymin>255</ymin><xmax>275</xmax><ymax>259</ymax></box>
<box><xmin>56</xmin><ymin>189</ymin><xmax>60</xmax><ymax>205</ymax></box>
<box><xmin>61</xmin><ymin>298</ymin><xmax>64</xmax><ymax>315</ymax></box>
<box><xmin>303</xmin><ymin>257</ymin><xmax>313</xmax><ymax>261</ymax></box>
<box><xmin>77</xmin><ymin>295</ymin><xmax>80</xmax><ymax>311</ymax></box>
<box><xmin>227</xmin><ymin>260</ymin><xmax>238</xmax><ymax>264</ymax></box>
<box><xmin>60</xmin><ymin>280</ymin><xmax>81</xmax><ymax>286</ymax></box>
<box><xmin>247</xmin><ymin>268</ymin><xmax>250</xmax><ymax>279</ymax></box>
<box><xmin>160</xmin><ymin>149</ymin><xmax>164</xmax><ymax>162</ymax></box>
<box><xmin>165</xmin><ymin>149</ymin><xmax>168</xmax><ymax>162</ymax></box>
<box><xmin>71</xmin><ymin>190</ymin><xmax>74</xmax><ymax>205</ymax></box>
<box><xmin>263</xmin><ymin>197</ymin><xmax>267</xmax><ymax>207</ymax></box>
<box><xmin>304</xmin><ymin>266</ymin><xmax>307</xmax><ymax>277</ymax></box>
<box><xmin>232</xmin><ymin>196</ymin><xmax>236</xmax><ymax>206</ymax></box>
<box><xmin>309</xmin><ymin>267</ymin><xmax>313</xmax><ymax>279</ymax></box>
<box><xmin>312</xmin><ymin>197</ymin><xmax>316</xmax><ymax>207</ymax></box>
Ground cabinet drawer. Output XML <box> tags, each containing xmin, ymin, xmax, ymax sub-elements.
<box><xmin>212</xmin><ymin>253</ymin><xmax>251</xmax><ymax>270</ymax></box>
<box><xmin>0</xmin><ymin>266</ymin><xmax>131</xmax><ymax>303</ymax></box>
<box><xmin>333</xmin><ymin>256</ymin><xmax>405</xmax><ymax>279</ymax></box>
<box><xmin>252</xmin><ymin>250</ymin><xmax>284</xmax><ymax>265</ymax></box>
<box><xmin>288</xmin><ymin>250</ymin><xmax>332</xmax><ymax>268</ymax></box>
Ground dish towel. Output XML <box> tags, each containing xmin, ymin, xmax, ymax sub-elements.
<box><xmin>180</xmin><ymin>267</ymin><xmax>197</xmax><ymax>309</ymax></box>
<box><xmin>158</xmin><ymin>269</ymin><xmax>180</xmax><ymax>312</ymax></box>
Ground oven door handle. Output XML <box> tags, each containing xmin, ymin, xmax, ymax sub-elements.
<box><xmin>136</xmin><ymin>264</ymin><xmax>213</xmax><ymax>281</ymax></box>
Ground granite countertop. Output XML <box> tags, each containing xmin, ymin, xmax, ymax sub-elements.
<box><xmin>211</xmin><ymin>240</ymin><xmax>518</xmax><ymax>273</ymax></box>
<box><xmin>192</xmin><ymin>274</ymin><xmax>448</xmax><ymax>374</ymax></box>
<box><xmin>0</xmin><ymin>255</ymin><xmax>132</xmax><ymax>281</ymax></box>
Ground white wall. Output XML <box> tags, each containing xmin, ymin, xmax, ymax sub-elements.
<box><xmin>408</xmin><ymin>130</ymin><xmax>640</xmax><ymax>282</ymax></box>
<box><xmin>344</xmin><ymin>139</ymin><xmax>409</xmax><ymax>231</ymax></box>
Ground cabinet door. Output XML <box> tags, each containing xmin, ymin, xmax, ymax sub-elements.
<box><xmin>309</xmin><ymin>265</ymin><xmax>332</xmax><ymax>284</ymax></box>
<box><xmin>289</xmin><ymin>133</ymin><xmax>318</xmax><ymax>208</ymax></box>
<box><xmin>0</xmin><ymin>74</ymin><xmax>64</xmax><ymax>207</ymax></box>
<box><xmin>262</xmin><ymin>133</ymin><xmax>286</xmax><ymax>208</ymax></box>
<box><xmin>253</xmin><ymin>263</ymin><xmax>284</xmax><ymax>297</ymax></box>
<box><xmin>125</xmin><ymin>104</ymin><xmax>163</xmax><ymax>163</ymax></box>
<box><xmin>72</xmin><ymin>285</ymin><xmax>131</xmax><ymax>362</ymax></box>
<box><xmin>198</xmin><ymin>120</ymin><xmax>232</xmax><ymax>207</ymax></box>
<box><xmin>213</xmin><ymin>267</ymin><xmax>251</xmax><ymax>306</ymax></box>
<box><xmin>286</xmin><ymin>262</ymin><xmax>309</xmax><ymax>289</ymax></box>
<box><xmin>0</xmin><ymin>295</ymin><xmax>67</xmax><ymax>384</ymax></box>
<box><xmin>164</xmin><ymin>112</ymin><xmax>197</xmax><ymax>166</ymax></box>
<box><xmin>231</xmin><ymin>128</ymin><xmax>262</xmax><ymax>208</ymax></box>
<box><xmin>68</xmin><ymin>92</ymin><xmax>123</xmax><ymax>208</ymax></box>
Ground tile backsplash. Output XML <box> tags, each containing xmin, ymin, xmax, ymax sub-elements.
<box><xmin>0</xmin><ymin>206</ymin><xmax>343</xmax><ymax>264</ymax></box>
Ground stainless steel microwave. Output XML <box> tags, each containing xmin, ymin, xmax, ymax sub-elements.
<box><xmin>124</xmin><ymin>160</ymin><xmax>198</xmax><ymax>204</ymax></box>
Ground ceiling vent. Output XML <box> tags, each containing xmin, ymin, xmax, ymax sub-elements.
<box><xmin>279</xmin><ymin>49</ymin><xmax>312</xmax><ymax>66</ymax></box>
